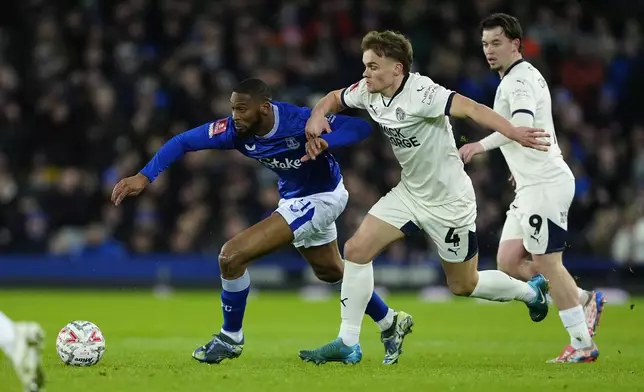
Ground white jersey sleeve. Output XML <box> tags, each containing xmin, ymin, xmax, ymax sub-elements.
<box><xmin>504</xmin><ymin>76</ymin><xmax>537</xmax><ymax>125</ymax></box>
<box><xmin>340</xmin><ymin>79</ymin><xmax>368</xmax><ymax>110</ymax></box>
<box><xmin>407</xmin><ymin>78</ymin><xmax>456</xmax><ymax>119</ymax></box>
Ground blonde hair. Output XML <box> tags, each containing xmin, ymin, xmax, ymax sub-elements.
<box><xmin>361</xmin><ymin>30</ymin><xmax>413</xmax><ymax>73</ymax></box>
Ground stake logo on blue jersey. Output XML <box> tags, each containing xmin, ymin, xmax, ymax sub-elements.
<box><xmin>140</xmin><ymin>101</ymin><xmax>372</xmax><ymax>199</ymax></box>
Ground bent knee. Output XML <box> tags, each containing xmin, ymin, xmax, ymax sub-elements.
<box><xmin>447</xmin><ymin>279</ymin><xmax>478</xmax><ymax>297</ymax></box>
<box><xmin>343</xmin><ymin>237</ymin><xmax>374</xmax><ymax>263</ymax></box>
<box><xmin>218</xmin><ymin>241</ymin><xmax>247</xmax><ymax>276</ymax></box>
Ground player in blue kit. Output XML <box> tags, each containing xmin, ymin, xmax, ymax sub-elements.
<box><xmin>111</xmin><ymin>78</ymin><xmax>414</xmax><ymax>365</ymax></box>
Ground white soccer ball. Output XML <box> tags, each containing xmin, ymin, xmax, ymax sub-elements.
<box><xmin>56</xmin><ymin>321</ymin><xmax>106</xmax><ymax>366</ymax></box>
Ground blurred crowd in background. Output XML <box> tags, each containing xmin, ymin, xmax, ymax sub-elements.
<box><xmin>1</xmin><ymin>0</ymin><xmax>643</xmax><ymax>265</ymax></box>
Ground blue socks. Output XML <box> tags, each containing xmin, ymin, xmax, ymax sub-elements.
<box><xmin>219</xmin><ymin>272</ymin><xmax>396</xmax><ymax>343</ymax></box>
<box><xmin>366</xmin><ymin>290</ymin><xmax>390</xmax><ymax>324</ymax></box>
<box><xmin>220</xmin><ymin>270</ymin><xmax>250</xmax><ymax>342</ymax></box>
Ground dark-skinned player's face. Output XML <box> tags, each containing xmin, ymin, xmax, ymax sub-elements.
<box><xmin>230</xmin><ymin>92</ymin><xmax>268</xmax><ymax>137</ymax></box>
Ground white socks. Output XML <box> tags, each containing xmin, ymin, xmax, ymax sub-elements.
<box><xmin>220</xmin><ymin>328</ymin><xmax>244</xmax><ymax>343</ymax></box>
<box><xmin>471</xmin><ymin>270</ymin><xmax>537</xmax><ymax>303</ymax></box>
<box><xmin>377</xmin><ymin>309</ymin><xmax>395</xmax><ymax>332</ymax></box>
<box><xmin>0</xmin><ymin>311</ymin><xmax>16</xmax><ymax>358</ymax></box>
<box><xmin>338</xmin><ymin>260</ymin><xmax>374</xmax><ymax>346</ymax></box>
<box><xmin>559</xmin><ymin>305</ymin><xmax>593</xmax><ymax>349</ymax></box>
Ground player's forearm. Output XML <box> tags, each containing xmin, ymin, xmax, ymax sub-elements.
<box><xmin>139</xmin><ymin>136</ymin><xmax>187</xmax><ymax>182</ymax></box>
<box><xmin>322</xmin><ymin>118</ymin><xmax>372</xmax><ymax>148</ymax></box>
<box><xmin>479</xmin><ymin>132</ymin><xmax>512</xmax><ymax>151</ymax></box>
<box><xmin>311</xmin><ymin>90</ymin><xmax>344</xmax><ymax>118</ymax></box>
<box><xmin>139</xmin><ymin>127</ymin><xmax>205</xmax><ymax>181</ymax></box>
<box><xmin>457</xmin><ymin>99</ymin><xmax>517</xmax><ymax>142</ymax></box>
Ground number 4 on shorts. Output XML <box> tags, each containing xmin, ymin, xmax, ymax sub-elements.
<box><xmin>445</xmin><ymin>228</ymin><xmax>460</xmax><ymax>247</ymax></box>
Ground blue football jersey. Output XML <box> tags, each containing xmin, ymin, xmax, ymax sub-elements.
<box><xmin>140</xmin><ymin>101</ymin><xmax>369</xmax><ymax>199</ymax></box>
<box><xmin>230</xmin><ymin>102</ymin><xmax>343</xmax><ymax>198</ymax></box>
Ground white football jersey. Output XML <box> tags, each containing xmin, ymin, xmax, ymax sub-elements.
<box><xmin>341</xmin><ymin>73</ymin><xmax>473</xmax><ymax>206</ymax></box>
<box><xmin>493</xmin><ymin>60</ymin><xmax>574</xmax><ymax>190</ymax></box>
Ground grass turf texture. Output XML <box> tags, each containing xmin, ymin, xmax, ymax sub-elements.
<box><xmin>1</xmin><ymin>290</ymin><xmax>642</xmax><ymax>392</ymax></box>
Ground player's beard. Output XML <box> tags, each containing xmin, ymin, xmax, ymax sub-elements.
<box><xmin>246</xmin><ymin>123</ymin><xmax>261</xmax><ymax>137</ymax></box>
<box><xmin>236</xmin><ymin>121</ymin><xmax>258</xmax><ymax>138</ymax></box>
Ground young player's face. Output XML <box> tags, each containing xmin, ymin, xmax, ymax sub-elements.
<box><xmin>361</xmin><ymin>49</ymin><xmax>400</xmax><ymax>93</ymax></box>
<box><xmin>230</xmin><ymin>92</ymin><xmax>263</xmax><ymax>137</ymax></box>
<box><xmin>481</xmin><ymin>26</ymin><xmax>517</xmax><ymax>72</ymax></box>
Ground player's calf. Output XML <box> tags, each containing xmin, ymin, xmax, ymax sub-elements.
<box><xmin>496</xmin><ymin>239</ymin><xmax>536</xmax><ymax>281</ymax></box>
<box><xmin>309</xmin><ymin>262</ymin><xmax>343</xmax><ymax>283</ymax></box>
<box><xmin>336</xmin><ymin>214</ymin><xmax>406</xmax><ymax>347</ymax></box>
<box><xmin>302</xmin><ymin>214</ymin><xmax>417</xmax><ymax>365</ymax></box>
<box><xmin>442</xmin><ymin>255</ymin><xmax>550</xmax><ymax>322</ymax></box>
<box><xmin>322</xmin><ymin>266</ymin><xmax>414</xmax><ymax>365</ymax></box>
<box><xmin>192</xmin><ymin>213</ymin><xmax>295</xmax><ymax>363</ymax></box>
<box><xmin>445</xmin><ymin>273</ymin><xmax>478</xmax><ymax>296</ymax></box>
<box><xmin>496</xmin><ymin>240</ymin><xmax>592</xmax><ymax>323</ymax></box>
<box><xmin>301</xmin><ymin>241</ymin><xmax>407</xmax><ymax>342</ymax></box>
<box><xmin>532</xmin><ymin>253</ymin><xmax>580</xmax><ymax>310</ymax></box>
<box><xmin>301</xmin><ymin>240</ymin><xmax>399</xmax><ymax>336</ymax></box>
<box><xmin>442</xmin><ymin>253</ymin><xmax>480</xmax><ymax>296</ymax></box>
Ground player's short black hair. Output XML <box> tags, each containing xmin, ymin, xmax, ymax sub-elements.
<box><xmin>480</xmin><ymin>13</ymin><xmax>524</xmax><ymax>53</ymax></box>
<box><xmin>232</xmin><ymin>78</ymin><xmax>272</xmax><ymax>102</ymax></box>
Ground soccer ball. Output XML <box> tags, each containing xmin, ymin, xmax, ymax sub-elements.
<box><xmin>56</xmin><ymin>321</ymin><xmax>106</xmax><ymax>366</ymax></box>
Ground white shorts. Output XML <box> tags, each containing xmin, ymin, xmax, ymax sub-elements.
<box><xmin>274</xmin><ymin>180</ymin><xmax>348</xmax><ymax>249</ymax></box>
<box><xmin>500</xmin><ymin>179</ymin><xmax>574</xmax><ymax>255</ymax></box>
<box><xmin>368</xmin><ymin>183</ymin><xmax>478</xmax><ymax>263</ymax></box>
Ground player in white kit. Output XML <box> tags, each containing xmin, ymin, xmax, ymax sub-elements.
<box><xmin>458</xmin><ymin>13</ymin><xmax>603</xmax><ymax>363</ymax></box>
<box><xmin>298</xmin><ymin>30</ymin><xmax>553</xmax><ymax>365</ymax></box>
<box><xmin>0</xmin><ymin>311</ymin><xmax>45</xmax><ymax>391</ymax></box>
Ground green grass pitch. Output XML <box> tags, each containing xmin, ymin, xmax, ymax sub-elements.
<box><xmin>1</xmin><ymin>290</ymin><xmax>642</xmax><ymax>392</ymax></box>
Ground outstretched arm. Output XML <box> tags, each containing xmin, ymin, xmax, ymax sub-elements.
<box><xmin>112</xmin><ymin>119</ymin><xmax>234</xmax><ymax>205</ymax></box>
<box><xmin>458</xmin><ymin>77</ymin><xmax>542</xmax><ymax>163</ymax></box>
<box><xmin>140</xmin><ymin>119</ymin><xmax>234</xmax><ymax>181</ymax></box>
<box><xmin>408</xmin><ymin>80</ymin><xmax>549</xmax><ymax>151</ymax></box>
<box><xmin>448</xmin><ymin>94</ymin><xmax>548</xmax><ymax>151</ymax></box>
